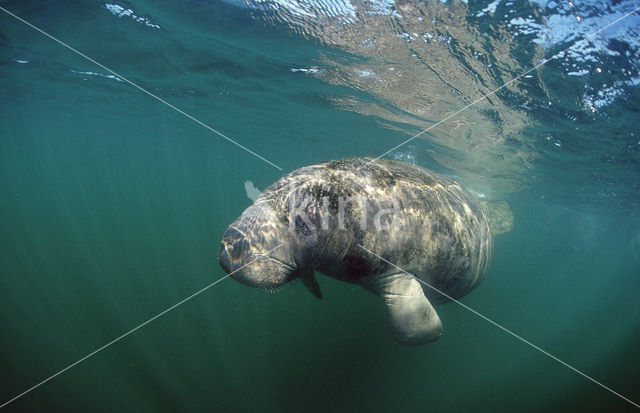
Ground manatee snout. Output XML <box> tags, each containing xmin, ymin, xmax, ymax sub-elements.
<box><xmin>218</xmin><ymin>227</ymin><xmax>249</xmax><ymax>274</ymax></box>
<box><xmin>219</xmin><ymin>223</ymin><xmax>296</xmax><ymax>290</ymax></box>
<box><xmin>220</xmin><ymin>227</ymin><xmax>250</xmax><ymax>261</ymax></box>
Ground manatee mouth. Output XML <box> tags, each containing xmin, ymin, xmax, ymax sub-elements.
<box><xmin>262</xmin><ymin>255</ymin><xmax>295</xmax><ymax>272</ymax></box>
<box><xmin>218</xmin><ymin>229</ymin><xmax>295</xmax><ymax>290</ymax></box>
<box><xmin>225</xmin><ymin>251</ymin><xmax>295</xmax><ymax>290</ymax></box>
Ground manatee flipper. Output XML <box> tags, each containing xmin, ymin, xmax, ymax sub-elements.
<box><xmin>299</xmin><ymin>269</ymin><xmax>322</xmax><ymax>299</ymax></box>
<box><xmin>371</xmin><ymin>273</ymin><xmax>442</xmax><ymax>345</ymax></box>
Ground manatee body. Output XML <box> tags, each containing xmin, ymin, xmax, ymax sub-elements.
<box><xmin>219</xmin><ymin>158</ymin><xmax>493</xmax><ymax>345</ymax></box>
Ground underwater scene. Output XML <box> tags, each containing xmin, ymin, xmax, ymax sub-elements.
<box><xmin>1</xmin><ymin>0</ymin><xmax>639</xmax><ymax>411</ymax></box>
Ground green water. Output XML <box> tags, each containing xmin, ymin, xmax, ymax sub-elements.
<box><xmin>1</xmin><ymin>0</ymin><xmax>639</xmax><ymax>412</ymax></box>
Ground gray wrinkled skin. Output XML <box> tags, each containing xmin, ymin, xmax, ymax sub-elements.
<box><xmin>219</xmin><ymin>158</ymin><xmax>493</xmax><ymax>345</ymax></box>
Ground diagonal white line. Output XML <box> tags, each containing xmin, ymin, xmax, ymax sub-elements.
<box><xmin>0</xmin><ymin>6</ymin><xmax>283</xmax><ymax>171</ymax></box>
<box><xmin>356</xmin><ymin>243</ymin><xmax>640</xmax><ymax>409</ymax></box>
<box><xmin>0</xmin><ymin>244</ymin><xmax>282</xmax><ymax>410</ymax></box>
<box><xmin>375</xmin><ymin>5</ymin><xmax>640</xmax><ymax>160</ymax></box>
<box><xmin>3</xmin><ymin>1</ymin><xmax>638</xmax><ymax>410</ymax></box>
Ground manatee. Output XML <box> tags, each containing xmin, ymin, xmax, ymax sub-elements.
<box><xmin>219</xmin><ymin>158</ymin><xmax>493</xmax><ymax>345</ymax></box>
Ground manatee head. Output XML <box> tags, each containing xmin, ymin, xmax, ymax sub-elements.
<box><xmin>219</xmin><ymin>201</ymin><xmax>300</xmax><ymax>290</ymax></box>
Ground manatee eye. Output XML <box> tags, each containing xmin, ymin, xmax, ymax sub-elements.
<box><xmin>230</xmin><ymin>238</ymin><xmax>250</xmax><ymax>261</ymax></box>
<box><xmin>295</xmin><ymin>215</ymin><xmax>314</xmax><ymax>236</ymax></box>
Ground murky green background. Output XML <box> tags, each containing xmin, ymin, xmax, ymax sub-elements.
<box><xmin>1</xmin><ymin>0</ymin><xmax>639</xmax><ymax>411</ymax></box>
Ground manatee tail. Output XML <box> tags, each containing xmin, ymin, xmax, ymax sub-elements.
<box><xmin>480</xmin><ymin>200</ymin><xmax>514</xmax><ymax>236</ymax></box>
